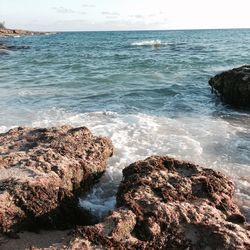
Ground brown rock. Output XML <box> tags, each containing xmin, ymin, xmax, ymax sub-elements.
<box><xmin>58</xmin><ymin>156</ymin><xmax>250</xmax><ymax>250</ymax></box>
<box><xmin>0</xmin><ymin>126</ymin><xmax>113</xmax><ymax>233</ymax></box>
<box><xmin>209</xmin><ymin>65</ymin><xmax>250</xmax><ymax>107</ymax></box>
<box><xmin>0</xmin><ymin>28</ymin><xmax>47</xmax><ymax>37</ymax></box>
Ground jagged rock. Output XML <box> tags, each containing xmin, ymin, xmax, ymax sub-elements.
<box><xmin>52</xmin><ymin>156</ymin><xmax>250</xmax><ymax>250</ymax></box>
<box><xmin>209</xmin><ymin>65</ymin><xmax>250</xmax><ymax>107</ymax></box>
<box><xmin>0</xmin><ymin>126</ymin><xmax>113</xmax><ymax>233</ymax></box>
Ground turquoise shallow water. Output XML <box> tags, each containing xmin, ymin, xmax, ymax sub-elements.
<box><xmin>1</xmin><ymin>29</ymin><xmax>250</xmax><ymax>219</ymax></box>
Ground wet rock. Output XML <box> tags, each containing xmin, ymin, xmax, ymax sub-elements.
<box><xmin>55</xmin><ymin>156</ymin><xmax>250</xmax><ymax>250</ymax></box>
<box><xmin>0</xmin><ymin>126</ymin><xmax>113</xmax><ymax>233</ymax></box>
<box><xmin>209</xmin><ymin>65</ymin><xmax>250</xmax><ymax>107</ymax></box>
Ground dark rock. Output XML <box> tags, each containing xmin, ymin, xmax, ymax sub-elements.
<box><xmin>0</xmin><ymin>126</ymin><xmax>113</xmax><ymax>233</ymax></box>
<box><xmin>0</xmin><ymin>42</ymin><xmax>31</xmax><ymax>55</ymax></box>
<box><xmin>209</xmin><ymin>65</ymin><xmax>250</xmax><ymax>107</ymax></box>
<box><xmin>55</xmin><ymin>156</ymin><xmax>250</xmax><ymax>250</ymax></box>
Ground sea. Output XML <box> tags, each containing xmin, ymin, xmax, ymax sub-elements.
<box><xmin>0</xmin><ymin>29</ymin><xmax>250</xmax><ymax>220</ymax></box>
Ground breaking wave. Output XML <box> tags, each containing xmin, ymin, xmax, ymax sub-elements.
<box><xmin>131</xmin><ymin>39</ymin><xmax>163</xmax><ymax>47</ymax></box>
<box><xmin>2</xmin><ymin>108</ymin><xmax>248</xmax><ymax>219</ymax></box>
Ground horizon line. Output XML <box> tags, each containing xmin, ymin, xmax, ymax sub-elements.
<box><xmin>40</xmin><ymin>27</ymin><xmax>250</xmax><ymax>33</ymax></box>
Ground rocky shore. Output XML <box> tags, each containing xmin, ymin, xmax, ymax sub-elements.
<box><xmin>0</xmin><ymin>28</ymin><xmax>47</xmax><ymax>37</ymax></box>
<box><xmin>0</xmin><ymin>126</ymin><xmax>113</xmax><ymax>234</ymax></box>
<box><xmin>0</xmin><ymin>126</ymin><xmax>249</xmax><ymax>250</ymax></box>
<box><xmin>209</xmin><ymin>65</ymin><xmax>250</xmax><ymax>107</ymax></box>
<box><xmin>53</xmin><ymin>156</ymin><xmax>249</xmax><ymax>250</ymax></box>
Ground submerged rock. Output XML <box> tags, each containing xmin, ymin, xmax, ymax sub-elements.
<box><xmin>0</xmin><ymin>43</ymin><xmax>10</xmax><ymax>54</ymax></box>
<box><xmin>0</xmin><ymin>49</ymin><xmax>10</xmax><ymax>55</ymax></box>
<box><xmin>55</xmin><ymin>156</ymin><xmax>250</xmax><ymax>250</ymax></box>
<box><xmin>0</xmin><ymin>41</ymin><xmax>30</xmax><ymax>53</ymax></box>
<box><xmin>0</xmin><ymin>126</ymin><xmax>113</xmax><ymax>233</ymax></box>
<box><xmin>209</xmin><ymin>65</ymin><xmax>250</xmax><ymax>107</ymax></box>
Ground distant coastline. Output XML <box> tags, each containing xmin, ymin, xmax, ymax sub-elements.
<box><xmin>0</xmin><ymin>27</ymin><xmax>48</xmax><ymax>37</ymax></box>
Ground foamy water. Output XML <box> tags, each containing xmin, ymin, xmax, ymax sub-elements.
<box><xmin>1</xmin><ymin>109</ymin><xmax>249</xmax><ymax>219</ymax></box>
<box><xmin>131</xmin><ymin>39</ymin><xmax>163</xmax><ymax>46</ymax></box>
<box><xmin>0</xmin><ymin>29</ymin><xmax>250</xmax><ymax>220</ymax></box>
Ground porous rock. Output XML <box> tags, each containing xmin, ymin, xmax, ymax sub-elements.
<box><xmin>54</xmin><ymin>156</ymin><xmax>250</xmax><ymax>250</ymax></box>
<box><xmin>0</xmin><ymin>126</ymin><xmax>113</xmax><ymax>233</ymax></box>
<box><xmin>209</xmin><ymin>65</ymin><xmax>250</xmax><ymax>107</ymax></box>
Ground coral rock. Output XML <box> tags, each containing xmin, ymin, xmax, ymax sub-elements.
<box><xmin>0</xmin><ymin>126</ymin><xmax>113</xmax><ymax>233</ymax></box>
<box><xmin>63</xmin><ymin>156</ymin><xmax>250</xmax><ymax>249</ymax></box>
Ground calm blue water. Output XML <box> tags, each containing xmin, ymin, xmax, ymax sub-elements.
<box><xmin>1</xmin><ymin>29</ymin><xmax>250</xmax><ymax>219</ymax></box>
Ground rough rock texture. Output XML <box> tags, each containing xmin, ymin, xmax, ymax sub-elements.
<box><xmin>209</xmin><ymin>65</ymin><xmax>250</xmax><ymax>107</ymax></box>
<box><xmin>0</xmin><ymin>28</ymin><xmax>47</xmax><ymax>37</ymax></box>
<box><xmin>0</xmin><ymin>126</ymin><xmax>113</xmax><ymax>233</ymax></box>
<box><xmin>50</xmin><ymin>156</ymin><xmax>250</xmax><ymax>250</ymax></box>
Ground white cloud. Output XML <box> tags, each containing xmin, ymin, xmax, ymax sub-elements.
<box><xmin>52</xmin><ymin>18</ymin><xmax>168</xmax><ymax>31</ymax></box>
<box><xmin>82</xmin><ymin>4</ymin><xmax>95</xmax><ymax>8</ymax></box>
<box><xmin>53</xmin><ymin>7</ymin><xmax>77</xmax><ymax>14</ymax></box>
<box><xmin>53</xmin><ymin>7</ymin><xmax>86</xmax><ymax>15</ymax></box>
<box><xmin>129</xmin><ymin>14</ymin><xmax>144</xmax><ymax>19</ymax></box>
<box><xmin>1</xmin><ymin>0</ymin><xmax>250</xmax><ymax>31</ymax></box>
<box><xmin>102</xmin><ymin>11</ymin><xmax>120</xmax><ymax>16</ymax></box>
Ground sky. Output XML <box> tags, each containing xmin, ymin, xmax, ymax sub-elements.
<box><xmin>0</xmin><ymin>0</ymin><xmax>250</xmax><ymax>31</ymax></box>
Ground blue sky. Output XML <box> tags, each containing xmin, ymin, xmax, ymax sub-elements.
<box><xmin>1</xmin><ymin>0</ymin><xmax>250</xmax><ymax>31</ymax></box>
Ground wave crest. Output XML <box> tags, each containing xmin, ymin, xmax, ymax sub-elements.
<box><xmin>131</xmin><ymin>39</ymin><xmax>163</xmax><ymax>47</ymax></box>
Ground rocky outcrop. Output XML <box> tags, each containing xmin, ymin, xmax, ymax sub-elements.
<box><xmin>53</xmin><ymin>156</ymin><xmax>250</xmax><ymax>250</ymax></box>
<box><xmin>0</xmin><ymin>28</ymin><xmax>47</xmax><ymax>37</ymax></box>
<box><xmin>209</xmin><ymin>65</ymin><xmax>250</xmax><ymax>107</ymax></box>
<box><xmin>0</xmin><ymin>126</ymin><xmax>113</xmax><ymax>233</ymax></box>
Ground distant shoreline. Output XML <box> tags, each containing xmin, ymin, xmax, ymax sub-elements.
<box><xmin>0</xmin><ymin>28</ymin><xmax>48</xmax><ymax>37</ymax></box>
<box><xmin>37</xmin><ymin>27</ymin><xmax>250</xmax><ymax>33</ymax></box>
<box><xmin>1</xmin><ymin>27</ymin><xmax>249</xmax><ymax>36</ymax></box>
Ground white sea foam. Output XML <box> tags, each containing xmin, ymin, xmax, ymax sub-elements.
<box><xmin>131</xmin><ymin>39</ymin><xmax>163</xmax><ymax>47</ymax></box>
<box><xmin>0</xmin><ymin>126</ymin><xmax>8</xmax><ymax>133</ymax></box>
<box><xmin>1</xmin><ymin>109</ymin><xmax>250</xmax><ymax>219</ymax></box>
<box><xmin>18</xmin><ymin>90</ymin><xmax>34</xmax><ymax>97</ymax></box>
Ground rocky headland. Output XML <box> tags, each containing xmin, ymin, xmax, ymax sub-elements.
<box><xmin>0</xmin><ymin>128</ymin><xmax>249</xmax><ymax>249</ymax></box>
<box><xmin>0</xmin><ymin>27</ymin><xmax>48</xmax><ymax>54</ymax></box>
<box><xmin>0</xmin><ymin>28</ymin><xmax>47</xmax><ymax>37</ymax></box>
<box><xmin>209</xmin><ymin>65</ymin><xmax>250</xmax><ymax>107</ymax></box>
